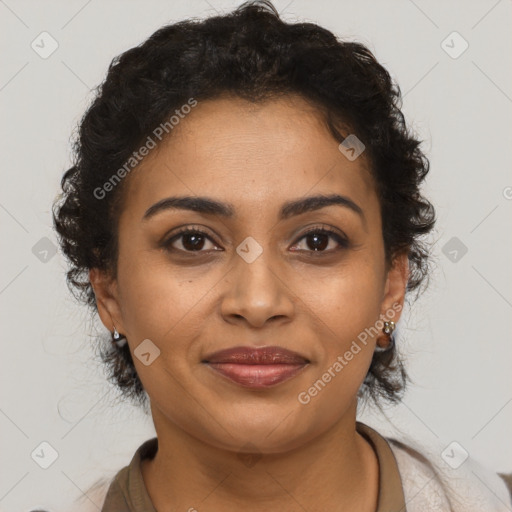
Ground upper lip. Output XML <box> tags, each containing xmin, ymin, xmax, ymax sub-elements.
<box><xmin>202</xmin><ymin>346</ymin><xmax>310</xmax><ymax>365</ymax></box>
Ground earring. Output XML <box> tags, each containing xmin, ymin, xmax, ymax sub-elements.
<box><xmin>112</xmin><ymin>325</ymin><xmax>127</xmax><ymax>348</ymax></box>
<box><xmin>383</xmin><ymin>321</ymin><xmax>395</xmax><ymax>335</ymax></box>
<box><xmin>375</xmin><ymin>321</ymin><xmax>396</xmax><ymax>351</ymax></box>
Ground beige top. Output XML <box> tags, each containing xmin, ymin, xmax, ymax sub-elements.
<box><xmin>100</xmin><ymin>421</ymin><xmax>406</xmax><ymax>511</ymax></box>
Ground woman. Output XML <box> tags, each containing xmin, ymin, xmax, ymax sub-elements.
<box><xmin>52</xmin><ymin>1</ymin><xmax>511</xmax><ymax>510</ymax></box>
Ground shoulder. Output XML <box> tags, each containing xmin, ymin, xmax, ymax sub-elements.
<box><xmin>71</xmin><ymin>437</ymin><xmax>158</xmax><ymax>512</ymax></box>
<box><xmin>387</xmin><ymin>435</ymin><xmax>512</xmax><ymax>512</ymax></box>
<box><xmin>73</xmin><ymin>466</ymin><xmax>128</xmax><ymax>512</ymax></box>
<box><xmin>69</xmin><ymin>475</ymin><xmax>115</xmax><ymax>512</ymax></box>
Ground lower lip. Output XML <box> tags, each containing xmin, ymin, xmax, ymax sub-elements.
<box><xmin>205</xmin><ymin>363</ymin><xmax>308</xmax><ymax>388</ymax></box>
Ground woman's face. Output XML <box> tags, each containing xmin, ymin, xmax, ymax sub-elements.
<box><xmin>92</xmin><ymin>94</ymin><xmax>408</xmax><ymax>453</ymax></box>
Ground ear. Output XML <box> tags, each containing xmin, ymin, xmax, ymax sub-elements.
<box><xmin>89</xmin><ymin>268</ymin><xmax>126</xmax><ymax>335</ymax></box>
<box><xmin>380</xmin><ymin>252</ymin><xmax>409</xmax><ymax>323</ymax></box>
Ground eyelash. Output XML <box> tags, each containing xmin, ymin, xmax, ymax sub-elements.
<box><xmin>162</xmin><ymin>225</ymin><xmax>349</xmax><ymax>255</ymax></box>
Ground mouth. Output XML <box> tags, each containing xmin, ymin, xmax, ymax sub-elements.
<box><xmin>202</xmin><ymin>346</ymin><xmax>310</xmax><ymax>389</ymax></box>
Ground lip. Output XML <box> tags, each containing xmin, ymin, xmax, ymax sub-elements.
<box><xmin>202</xmin><ymin>346</ymin><xmax>310</xmax><ymax>389</ymax></box>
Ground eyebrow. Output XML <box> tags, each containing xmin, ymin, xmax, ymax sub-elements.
<box><xmin>142</xmin><ymin>193</ymin><xmax>365</xmax><ymax>225</ymax></box>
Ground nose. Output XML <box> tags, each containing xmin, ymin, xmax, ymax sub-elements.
<box><xmin>220</xmin><ymin>244</ymin><xmax>295</xmax><ymax>329</ymax></box>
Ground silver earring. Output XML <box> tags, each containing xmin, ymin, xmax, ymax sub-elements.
<box><xmin>375</xmin><ymin>321</ymin><xmax>396</xmax><ymax>352</ymax></box>
<box><xmin>383</xmin><ymin>321</ymin><xmax>396</xmax><ymax>335</ymax></box>
<box><xmin>112</xmin><ymin>325</ymin><xmax>127</xmax><ymax>348</ymax></box>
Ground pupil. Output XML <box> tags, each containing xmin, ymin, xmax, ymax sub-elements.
<box><xmin>308</xmin><ymin>233</ymin><xmax>328</xmax><ymax>251</ymax></box>
<box><xmin>183</xmin><ymin>233</ymin><xmax>204</xmax><ymax>251</ymax></box>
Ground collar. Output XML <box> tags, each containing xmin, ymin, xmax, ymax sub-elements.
<box><xmin>102</xmin><ymin>421</ymin><xmax>406</xmax><ymax>511</ymax></box>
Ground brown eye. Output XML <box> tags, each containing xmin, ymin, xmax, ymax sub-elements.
<box><xmin>163</xmin><ymin>228</ymin><xmax>220</xmax><ymax>253</ymax></box>
<box><xmin>292</xmin><ymin>228</ymin><xmax>349</xmax><ymax>253</ymax></box>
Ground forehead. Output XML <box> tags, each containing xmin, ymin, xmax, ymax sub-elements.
<box><xmin>122</xmin><ymin>94</ymin><xmax>376</xmax><ymax>221</ymax></box>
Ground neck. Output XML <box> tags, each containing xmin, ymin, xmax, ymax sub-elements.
<box><xmin>141</xmin><ymin>403</ymin><xmax>379</xmax><ymax>511</ymax></box>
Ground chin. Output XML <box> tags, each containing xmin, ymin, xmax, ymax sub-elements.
<box><xmin>206</xmin><ymin>411</ymin><xmax>315</xmax><ymax>453</ymax></box>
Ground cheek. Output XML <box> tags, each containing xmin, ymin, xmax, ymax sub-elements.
<box><xmin>293</xmin><ymin>276</ymin><xmax>380</xmax><ymax>421</ymax></box>
<box><xmin>116</xmin><ymin>248</ymin><xmax>226</xmax><ymax>352</ymax></box>
<box><xmin>116</xmin><ymin>250</ymin><xmax>182</xmax><ymax>337</ymax></box>
<box><xmin>115</xmin><ymin>255</ymin><xmax>211</xmax><ymax>394</ymax></box>
<box><xmin>291</xmin><ymin>256</ymin><xmax>384</xmax><ymax>393</ymax></box>
<box><xmin>295</xmin><ymin>256</ymin><xmax>385</xmax><ymax>342</ymax></box>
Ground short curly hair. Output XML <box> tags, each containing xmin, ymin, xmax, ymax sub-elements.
<box><xmin>52</xmin><ymin>0</ymin><xmax>436</xmax><ymax>410</ymax></box>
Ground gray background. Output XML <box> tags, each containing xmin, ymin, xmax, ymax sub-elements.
<box><xmin>1</xmin><ymin>0</ymin><xmax>511</xmax><ymax>510</ymax></box>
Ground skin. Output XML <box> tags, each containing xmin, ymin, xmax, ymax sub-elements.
<box><xmin>90</xmin><ymin>94</ymin><xmax>409</xmax><ymax>511</ymax></box>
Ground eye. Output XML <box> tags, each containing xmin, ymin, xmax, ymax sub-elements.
<box><xmin>162</xmin><ymin>225</ymin><xmax>349</xmax><ymax>255</ymax></box>
<box><xmin>163</xmin><ymin>226</ymin><xmax>221</xmax><ymax>253</ymax></box>
<box><xmin>291</xmin><ymin>226</ymin><xmax>349</xmax><ymax>253</ymax></box>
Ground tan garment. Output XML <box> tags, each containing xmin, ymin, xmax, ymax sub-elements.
<box><xmin>100</xmin><ymin>421</ymin><xmax>406</xmax><ymax>511</ymax></box>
